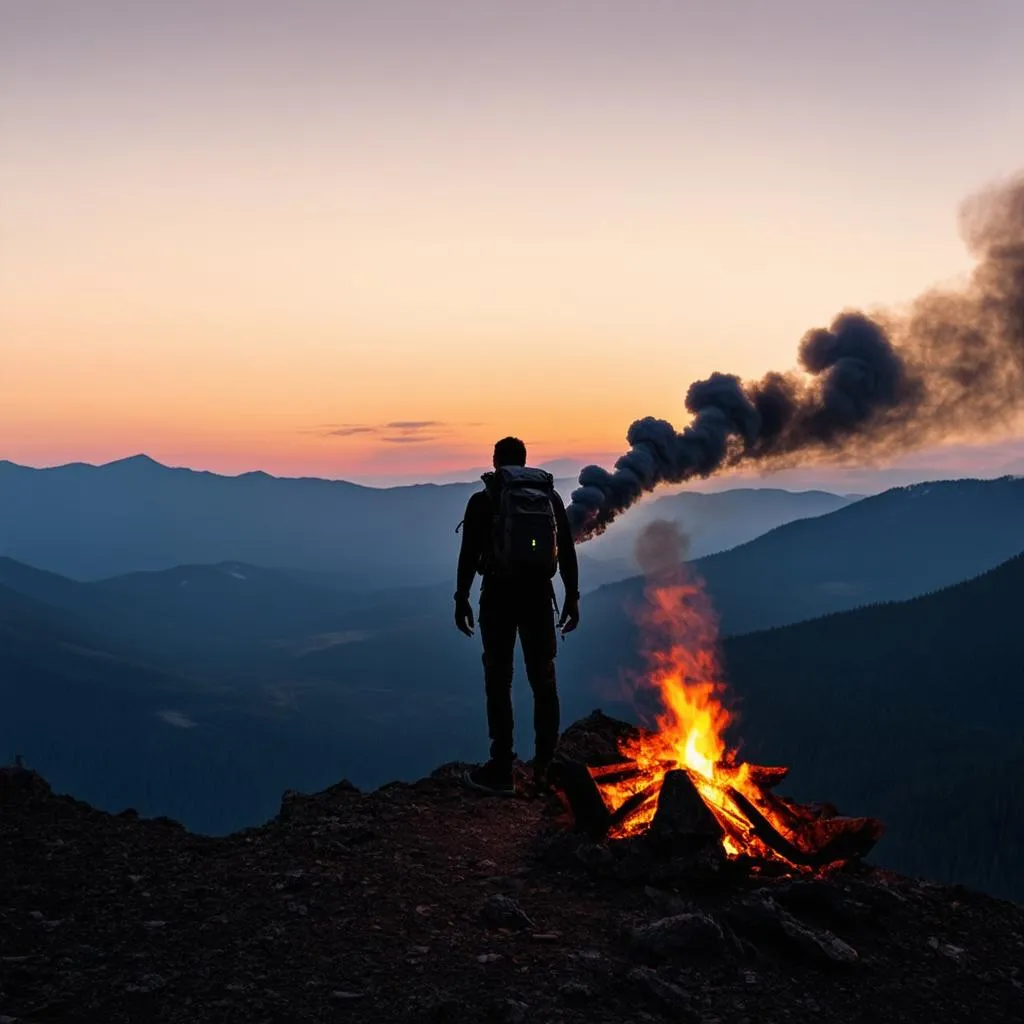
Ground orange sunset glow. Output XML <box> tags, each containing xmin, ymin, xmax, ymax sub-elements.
<box><xmin>3</xmin><ymin>2</ymin><xmax>1023</xmax><ymax>484</ymax></box>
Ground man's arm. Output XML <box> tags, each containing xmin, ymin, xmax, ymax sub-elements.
<box><xmin>455</xmin><ymin>492</ymin><xmax>487</xmax><ymax>599</ymax></box>
<box><xmin>454</xmin><ymin>493</ymin><xmax>487</xmax><ymax>637</ymax></box>
<box><xmin>553</xmin><ymin>492</ymin><xmax>579</xmax><ymax>600</ymax></box>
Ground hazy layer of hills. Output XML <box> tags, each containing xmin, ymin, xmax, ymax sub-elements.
<box><xmin>2</xmin><ymin>471</ymin><xmax>1024</xmax><ymax>898</ymax></box>
<box><xmin>582</xmin><ymin>476</ymin><xmax>1024</xmax><ymax>637</ymax></box>
<box><xmin>0</xmin><ymin>456</ymin><xmax>852</xmax><ymax>589</ymax></box>
<box><xmin>582</xmin><ymin>486</ymin><xmax>853</xmax><ymax>564</ymax></box>
<box><xmin>0</xmin><ymin>556</ymin><xmax>438</xmax><ymax>675</ymax></box>
<box><xmin>0</xmin><ymin>562</ymin><xmax>470</xmax><ymax>833</ymax></box>
<box><xmin>0</xmin><ymin>455</ymin><xmax>469</xmax><ymax>587</ymax></box>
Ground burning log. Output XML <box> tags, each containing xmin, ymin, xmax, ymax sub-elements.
<box><xmin>587</xmin><ymin>760</ymin><xmax>642</xmax><ymax>780</ymax></box>
<box><xmin>725</xmin><ymin>787</ymin><xmax>827</xmax><ymax>867</ymax></box>
<box><xmin>552</xmin><ymin>761</ymin><xmax>611</xmax><ymax>839</ymax></box>
<box><xmin>728</xmin><ymin>788</ymin><xmax>883</xmax><ymax>868</ymax></box>
<box><xmin>588</xmin><ymin>759</ymin><xmax>675</xmax><ymax>785</ymax></box>
<box><xmin>648</xmin><ymin>770</ymin><xmax>720</xmax><ymax>844</ymax></box>
<box><xmin>608</xmin><ymin>778</ymin><xmax>664</xmax><ymax>833</ymax></box>
<box><xmin>552</xmin><ymin>746</ymin><xmax>883</xmax><ymax>873</ymax></box>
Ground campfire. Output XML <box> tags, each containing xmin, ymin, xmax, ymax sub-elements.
<box><xmin>553</xmin><ymin>566</ymin><xmax>883</xmax><ymax>873</ymax></box>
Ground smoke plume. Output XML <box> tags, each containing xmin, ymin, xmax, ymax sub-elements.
<box><xmin>567</xmin><ymin>174</ymin><xmax>1024</xmax><ymax>540</ymax></box>
<box><xmin>634</xmin><ymin>518</ymin><xmax>691</xmax><ymax>585</ymax></box>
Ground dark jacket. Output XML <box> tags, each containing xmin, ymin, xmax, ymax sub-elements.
<box><xmin>455</xmin><ymin>472</ymin><xmax>579</xmax><ymax>600</ymax></box>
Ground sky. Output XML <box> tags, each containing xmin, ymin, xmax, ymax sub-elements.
<box><xmin>2</xmin><ymin>0</ymin><xmax>1023</xmax><ymax>486</ymax></box>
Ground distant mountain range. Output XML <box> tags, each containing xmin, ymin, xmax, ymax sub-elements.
<box><xmin>580</xmin><ymin>475</ymin><xmax>1024</xmax><ymax>638</ymax></box>
<box><xmin>0</xmin><ymin>455</ymin><xmax>855</xmax><ymax>588</ymax></box>
<box><xmin>0</xmin><ymin>455</ymin><xmax>471</xmax><ymax>586</ymax></box>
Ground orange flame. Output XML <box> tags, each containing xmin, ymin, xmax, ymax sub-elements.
<box><xmin>597</xmin><ymin>573</ymin><xmax>804</xmax><ymax>864</ymax></box>
<box><xmin>625</xmin><ymin>581</ymin><xmax>732</xmax><ymax>779</ymax></box>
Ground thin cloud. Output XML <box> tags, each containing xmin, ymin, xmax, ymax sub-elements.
<box><xmin>312</xmin><ymin>419</ymin><xmax>451</xmax><ymax>442</ymax></box>
<box><xmin>322</xmin><ymin>425</ymin><xmax>378</xmax><ymax>437</ymax></box>
<box><xmin>385</xmin><ymin>420</ymin><xmax>443</xmax><ymax>431</ymax></box>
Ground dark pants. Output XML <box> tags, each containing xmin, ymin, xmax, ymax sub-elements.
<box><xmin>479</xmin><ymin>577</ymin><xmax>560</xmax><ymax>768</ymax></box>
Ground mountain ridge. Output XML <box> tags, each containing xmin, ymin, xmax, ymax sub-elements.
<box><xmin>0</xmin><ymin>455</ymin><xmax>856</xmax><ymax>584</ymax></box>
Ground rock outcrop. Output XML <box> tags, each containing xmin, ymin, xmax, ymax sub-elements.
<box><xmin>1</xmin><ymin>736</ymin><xmax>1022</xmax><ymax>1023</ymax></box>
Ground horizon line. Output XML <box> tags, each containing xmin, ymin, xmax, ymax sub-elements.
<box><xmin>2</xmin><ymin>450</ymin><xmax>1021</xmax><ymax>497</ymax></box>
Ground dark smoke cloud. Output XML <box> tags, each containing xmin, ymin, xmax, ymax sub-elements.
<box><xmin>568</xmin><ymin>174</ymin><xmax>1024</xmax><ymax>540</ymax></box>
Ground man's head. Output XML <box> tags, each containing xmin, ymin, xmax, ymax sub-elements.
<box><xmin>493</xmin><ymin>436</ymin><xmax>527</xmax><ymax>469</ymax></box>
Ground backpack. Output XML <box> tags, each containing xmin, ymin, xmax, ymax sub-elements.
<box><xmin>484</xmin><ymin>467</ymin><xmax>559</xmax><ymax>579</ymax></box>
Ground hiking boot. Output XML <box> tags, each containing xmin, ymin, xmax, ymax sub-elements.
<box><xmin>463</xmin><ymin>761</ymin><xmax>515</xmax><ymax>796</ymax></box>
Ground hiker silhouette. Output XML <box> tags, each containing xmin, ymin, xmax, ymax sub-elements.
<box><xmin>454</xmin><ymin>437</ymin><xmax>580</xmax><ymax>796</ymax></box>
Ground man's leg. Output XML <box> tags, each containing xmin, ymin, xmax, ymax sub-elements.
<box><xmin>479</xmin><ymin>585</ymin><xmax>518</xmax><ymax>769</ymax></box>
<box><xmin>519</xmin><ymin>590</ymin><xmax>560</xmax><ymax>771</ymax></box>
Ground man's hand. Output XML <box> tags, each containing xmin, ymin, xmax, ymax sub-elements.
<box><xmin>454</xmin><ymin>593</ymin><xmax>475</xmax><ymax>637</ymax></box>
<box><xmin>558</xmin><ymin>592</ymin><xmax>580</xmax><ymax>635</ymax></box>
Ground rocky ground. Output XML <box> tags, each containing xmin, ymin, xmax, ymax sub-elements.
<box><xmin>2</xmin><ymin>715</ymin><xmax>1023</xmax><ymax>1024</ymax></box>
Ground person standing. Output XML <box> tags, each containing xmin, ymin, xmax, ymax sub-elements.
<box><xmin>454</xmin><ymin>436</ymin><xmax>580</xmax><ymax>795</ymax></box>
